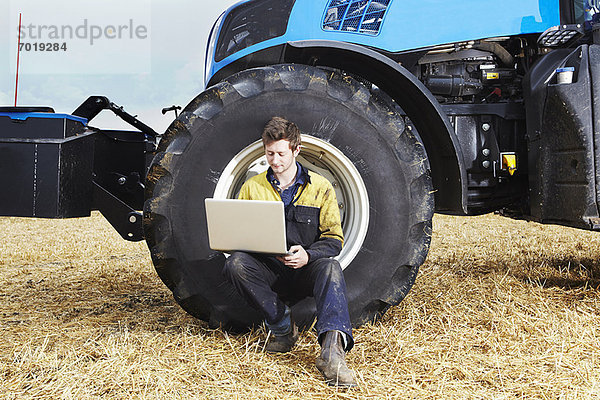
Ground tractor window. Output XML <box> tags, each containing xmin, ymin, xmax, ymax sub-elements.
<box><xmin>573</xmin><ymin>0</ymin><xmax>599</xmax><ymax>23</ymax></box>
<box><xmin>215</xmin><ymin>0</ymin><xmax>295</xmax><ymax>63</ymax></box>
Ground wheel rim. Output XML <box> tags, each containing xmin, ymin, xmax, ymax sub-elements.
<box><xmin>213</xmin><ymin>135</ymin><xmax>369</xmax><ymax>269</ymax></box>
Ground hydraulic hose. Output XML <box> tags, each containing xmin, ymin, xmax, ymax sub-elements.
<box><xmin>474</xmin><ymin>42</ymin><xmax>514</xmax><ymax>67</ymax></box>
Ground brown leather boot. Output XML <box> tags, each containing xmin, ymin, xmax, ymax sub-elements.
<box><xmin>265</xmin><ymin>322</ymin><xmax>298</xmax><ymax>353</ymax></box>
<box><xmin>315</xmin><ymin>331</ymin><xmax>357</xmax><ymax>387</ymax></box>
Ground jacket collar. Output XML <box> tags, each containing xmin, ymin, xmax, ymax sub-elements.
<box><xmin>266</xmin><ymin>161</ymin><xmax>311</xmax><ymax>187</ymax></box>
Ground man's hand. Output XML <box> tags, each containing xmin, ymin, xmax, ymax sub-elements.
<box><xmin>277</xmin><ymin>245</ymin><xmax>309</xmax><ymax>269</ymax></box>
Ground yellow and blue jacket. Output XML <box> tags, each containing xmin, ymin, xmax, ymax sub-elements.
<box><xmin>238</xmin><ymin>163</ymin><xmax>344</xmax><ymax>261</ymax></box>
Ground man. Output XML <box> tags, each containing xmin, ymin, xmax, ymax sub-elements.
<box><xmin>223</xmin><ymin>116</ymin><xmax>357</xmax><ymax>387</ymax></box>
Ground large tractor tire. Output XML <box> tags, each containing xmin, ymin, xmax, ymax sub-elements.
<box><xmin>144</xmin><ymin>64</ymin><xmax>433</xmax><ymax>331</ymax></box>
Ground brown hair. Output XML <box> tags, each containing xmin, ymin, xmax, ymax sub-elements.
<box><xmin>261</xmin><ymin>116</ymin><xmax>301</xmax><ymax>150</ymax></box>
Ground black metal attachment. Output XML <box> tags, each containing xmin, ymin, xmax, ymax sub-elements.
<box><xmin>93</xmin><ymin>181</ymin><xmax>143</xmax><ymax>241</ymax></box>
<box><xmin>0</xmin><ymin>96</ymin><xmax>156</xmax><ymax>241</ymax></box>
<box><xmin>93</xmin><ymin>130</ymin><xmax>150</xmax><ymax>212</ymax></box>
<box><xmin>162</xmin><ymin>105</ymin><xmax>181</xmax><ymax>118</ymax></box>
<box><xmin>72</xmin><ymin>96</ymin><xmax>159</xmax><ymax>141</ymax></box>
<box><xmin>72</xmin><ymin>96</ymin><xmax>159</xmax><ymax>240</ymax></box>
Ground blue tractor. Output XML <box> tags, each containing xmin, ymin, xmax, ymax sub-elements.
<box><xmin>2</xmin><ymin>0</ymin><xmax>600</xmax><ymax>330</ymax></box>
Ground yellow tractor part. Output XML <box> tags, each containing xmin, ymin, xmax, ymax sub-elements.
<box><xmin>501</xmin><ymin>152</ymin><xmax>517</xmax><ymax>176</ymax></box>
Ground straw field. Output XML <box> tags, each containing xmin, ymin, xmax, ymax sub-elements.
<box><xmin>1</xmin><ymin>211</ymin><xmax>599</xmax><ymax>399</ymax></box>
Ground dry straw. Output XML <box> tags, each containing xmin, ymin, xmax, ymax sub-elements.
<box><xmin>1</xmin><ymin>212</ymin><xmax>600</xmax><ymax>399</ymax></box>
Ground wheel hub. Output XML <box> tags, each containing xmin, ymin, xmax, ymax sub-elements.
<box><xmin>213</xmin><ymin>135</ymin><xmax>369</xmax><ymax>269</ymax></box>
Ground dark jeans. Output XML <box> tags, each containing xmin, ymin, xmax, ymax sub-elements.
<box><xmin>223</xmin><ymin>251</ymin><xmax>354</xmax><ymax>350</ymax></box>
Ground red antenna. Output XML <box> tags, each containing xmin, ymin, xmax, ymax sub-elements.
<box><xmin>14</xmin><ymin>13</ymin><xmax>22</xmax><ymax>106</ymax></box>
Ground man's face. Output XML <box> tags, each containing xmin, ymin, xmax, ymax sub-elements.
<box><xmin>265</xmin><ymin>139</ymin><xmax>300</xmax><ymax>176</ymax></box>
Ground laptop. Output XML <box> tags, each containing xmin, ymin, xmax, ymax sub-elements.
<box><xmin>204</xmin><ymin>198</ymin><xmax>290</xmax><ymax>255</ymax></box>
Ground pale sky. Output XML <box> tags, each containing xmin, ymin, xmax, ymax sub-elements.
<box><xmin>1</xmin><ymin>0</ymin><xmax>241</xmax><ymax>132</ymax></box>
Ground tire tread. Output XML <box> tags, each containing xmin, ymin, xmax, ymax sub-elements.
<box><xmin>144</xmin><ymin>64</ymin><xmax>434</xmax><ymax>329</ymax></box>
